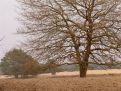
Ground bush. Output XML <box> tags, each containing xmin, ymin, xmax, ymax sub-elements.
<box><xmin>0</xmin><ymin>49</ymin><xmax>40</xmax><ymax>78</ymax></box>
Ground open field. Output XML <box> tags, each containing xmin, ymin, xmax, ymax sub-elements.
<box><xmin>1</xmin><ymin>69</ymin><xmax>121</xmax><ymax>91</ymax></box>
<box><xmin>39</xmin><ymin>69</ymin><xmax>121</xmax><ymax>77</ymax></box>
<box><xmin>1</xmin><ymin>75</ymin><xmax>121</xmax><ymax>91</ymax></box>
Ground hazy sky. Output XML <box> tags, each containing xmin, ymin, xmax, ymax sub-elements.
<box><xmin>0</xmin><ymin>0</ymin><xmax>23</xmax><ymax>58</ymax></box>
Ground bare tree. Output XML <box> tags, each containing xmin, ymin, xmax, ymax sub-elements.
<box><xmin>17</xmin><ymin>0</ymin><xmax>121</xmax><ymax>77</ymax></box>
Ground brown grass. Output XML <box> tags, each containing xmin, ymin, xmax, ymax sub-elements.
<box><xmin>0</xmin><ymin>74</ymin><xmax>121</xmax><ymax>91</ymax></box>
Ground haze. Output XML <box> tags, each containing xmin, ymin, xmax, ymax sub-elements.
<box><xmin>0</xmin><ymin>0</ymin><xmax>23</xmax><ymax>58</ymax></box>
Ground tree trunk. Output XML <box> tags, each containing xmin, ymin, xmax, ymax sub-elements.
<box><xmin>50</xmin><ymin>67</ymin><xmax>56</xmax><ymax>75</ymax></box>
<box><xmin>21</xmin><ymin>74</ymin><xmax>29</xmax><ymax>78</ymax></box>
<box><xmin>79</xmin><ymin>62</ymin><xmax>88</xmax><ymax>77</ymax></box>
<box><xmin>14</xmin><ymin>74</ymin><xmax>18</xmax><ymax>78</ymax></box>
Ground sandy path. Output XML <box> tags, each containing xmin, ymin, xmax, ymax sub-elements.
<box><xmin>38</xmin><ymin>69</ymin><xmax>121</xmax><ymax>77</ymax></box>
<box><xmin>0</xmin><ymin>69</ymin><xmax>121</xmax><ymax>79</ymax></box>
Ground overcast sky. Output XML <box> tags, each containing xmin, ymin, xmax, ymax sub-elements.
<box><xmin>0</xmin><ymin>0</ymin><xmax>23</xmax><ymax>58</ymax></box>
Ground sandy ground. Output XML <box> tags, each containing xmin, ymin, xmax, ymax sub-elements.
<box><xmin>0</xmin><ymin>75</ymin><xmax>14</xmax><ymax>79</ymax></box>
<box><xmin>1</xmin><ymin>69</ymin><xmax>121</xmax><ymax>79</ymax></box>
<box><xmin>38</xmin><ymin>69</ymin><xmax>121</xmax><ymax>77</ymax></box>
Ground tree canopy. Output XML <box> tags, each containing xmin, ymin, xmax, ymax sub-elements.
<box><xmin>17</xmin><ymin>0</ymin><xmax>121</xmax><ymax>77</ymax></box>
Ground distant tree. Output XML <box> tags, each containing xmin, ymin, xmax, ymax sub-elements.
<box><xmin>0</xmin><ymin>49</ymin><xmax>40</xmax><ymax>78</ymax></box>
<box><xmin>46</xmin><ymin>60</ymin><xmax>57</xmax><ymax>75</ymax></box>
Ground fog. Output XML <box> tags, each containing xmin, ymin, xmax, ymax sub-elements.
<box><xmin>0</xmin><ymin>0</ymin><xmax>23</xmax><ymax>58</ymax></box>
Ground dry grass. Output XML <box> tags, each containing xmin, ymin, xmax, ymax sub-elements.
<box><xmin>1</xmin><ymin>69</ymin><xmax>121</xmax><ymax>91</ymax></box>
<box><xmin>0</xmin><ymin>69</ymin><xmax>121</xmax><ymax>91</ymax></box>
